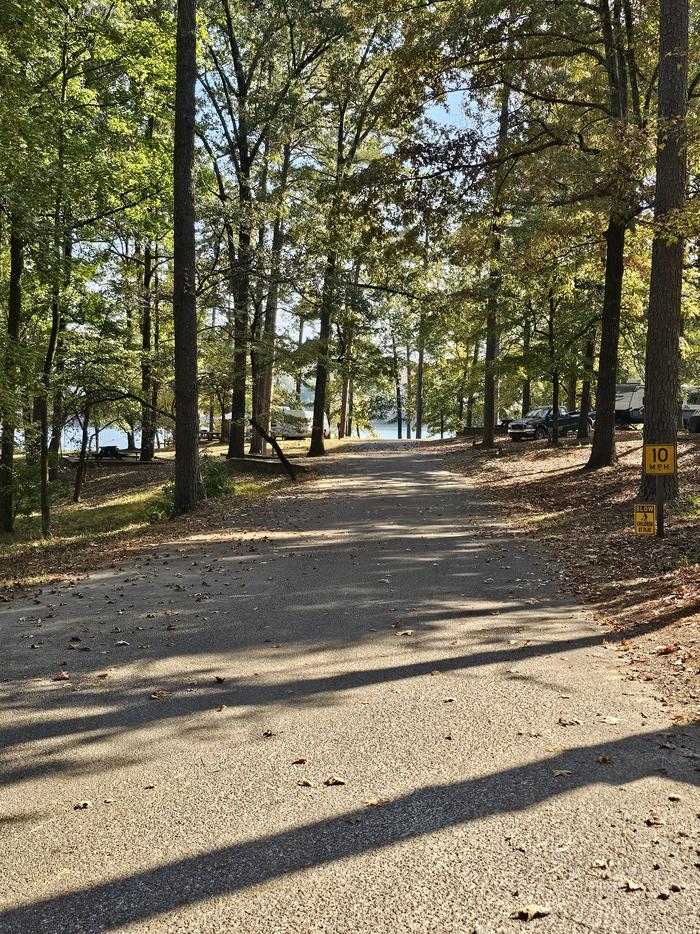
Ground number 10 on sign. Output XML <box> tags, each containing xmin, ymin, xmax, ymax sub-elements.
<box><xmin>644</xmin><ymin>444</ymin><xmax>676</xmax><ymax>475</ymax></box>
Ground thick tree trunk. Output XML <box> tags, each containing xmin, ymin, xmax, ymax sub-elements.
<box><xmin>172</xmin><ymin>0</ymin><xmax>201</xmax><ymax>514</ymax></box>
<box><xmin>0</xmin><ymin>218</ymin><xmax>23</xmax><ymax>532</ymax></box>
<box><xmin>641</xmin><ymin>0</ymin><xmax>688</xmax><ymax>499</ymax></box>
<box><xmin>586</xmin><ymin>218</ymin><xmax>626</xmax><ymax>468</ymax></box>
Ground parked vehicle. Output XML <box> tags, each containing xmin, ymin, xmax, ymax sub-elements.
<box><xmin>615</xmin><ymin>382</ymin><xmax>700</xmax><ymax>428</ymax></box>
<box><xmin>270</xmin><ymin>405</ymin><xmax>330</xmax><ymax>440</ymax></box>
<box><xmin>508</xmin><ymin>406</ymin><xmax>593</xmax><ymax>441</ymax></box>
<box><xmin>615</xmin><ymin>382</ymin><xmax>646</xmax><ymax>427</ymax></box>
<box><xmin>688</xmin><ymin>414</ymin><xmax>700</xmax><ymax>434</ymax></box>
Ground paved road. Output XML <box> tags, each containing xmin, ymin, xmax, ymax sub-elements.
<box><xmin>1</xmin><ymin>443</ymin><xmax>698</xmax><ymax>933</ymax></box>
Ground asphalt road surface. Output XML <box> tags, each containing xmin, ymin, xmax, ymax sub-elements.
<box><xmin>1</xmin><ymin>443</ymin><xmax>698</xmax><ymax>933</ymax></box>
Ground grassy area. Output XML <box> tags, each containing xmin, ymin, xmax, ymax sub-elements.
<box><xmin>0</xmin><ymin>457</ymin><xmax>292</xmax><ymax>590</ymax></box>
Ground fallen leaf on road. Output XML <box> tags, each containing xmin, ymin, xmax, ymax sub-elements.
<box><xmin>443</xmin><ymin>697</ymin><xmax>455</xmax><ymax>703</ymax></box>
<box><xmin>646</xmin><ymin>811</ymin><xmax>665</xmax><ymax>826</ymax></box>
<box><xmin>215</xmin><ymin>676</ymin><xmax>225</xmax><ymax>683</ymax></box>
<box><xmin>552</xmin><ymin>769</ymin><xmax>573</xmax><ymax>777</ymax></box>
<box><xmin>624</xmin><ymin>880</ymin><xmax>645</xmax><ymax>892</ymax></box>
<box><xmin>398</xmin><ymin>630</ymin><xmax>415</xmax><ymax>637</ymax></box>
<box><xmin>150</xmin><ymin>690</ymin><xmax>170</xmax><ymax>700</ymax></box>
<box><xmin>297</xmin><ymin>778</ymin><xmax>313</xmax><ymax>787</ymax></box>
<box><xmin>145</xmin><ymin>783</ymin><xmax>158</xmax><ymax>789</ymax></box>
<box><xmin>510</xmin><ymin>904</ymin><xmax>551</xmax><ymax>921</ymax></box>
<box><xmin>114</xmin><ymin>640</ymin><xmax>130</xmax><ymax>647</ymax></box>
<box><xmin>324</xmin><ymin>776</ymin><xmax>346</xmax><ymax>786</ymax></box>
<box><xmin>364</xmin><ymin>798</ymin><xmax>388</xmax><ymax>807</ymax></box>
<box><xmin>656</xmin><ymin>645</ymin><xmax>679</xmax><ymax>656</ymax></box>
<box><xmin>216</xmin><ymin>704</ymin><xmax>227</xmax><ymax>712</ymax></box>
<box><xmin>54</xmin><ymin>671</ymin><xmax>70</xmax><ymax>681</ymax></box>
<box><xmin>596</xmin><ymin>755</ymin><xmax>613</xmax><ymax>764</ymax></box>
<box><xmin>430</xmin><ymin>669</ymin><xmax>441</xmax><ymax>676</ymax></box>
<box><xmin>73</xmin><ymin>801</ymin><xmax>92</xmax><ymax>810</ymax></box>
<box><xmin>558</xmin><ymin>717</ymin><xmax>581</xmax><ymax>726</ymax></box>
<box><xmin>292</xmin><ymin>758</ymin><xmax>308</xmax><ymax>765</ymax></box>
<box><xmin>601</xmin><ymin>716</ymin><xmax>621</xmax><ymax>725</ymax></box>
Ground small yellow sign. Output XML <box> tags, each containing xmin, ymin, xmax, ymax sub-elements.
<box><xmin>634</xmin><ymin>504</ymin><xmax>656</xmax><ymax>536</ymax></box>
<box><xmin>644</xmin><ymin>444</ymin><xmax>676</xmax><ymax>475</ymax></box>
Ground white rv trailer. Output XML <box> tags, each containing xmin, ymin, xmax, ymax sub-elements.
<box><xmin>614</xmin><ymin>382</ymin><xmax>700</xmax><ymax>427</ymax></box>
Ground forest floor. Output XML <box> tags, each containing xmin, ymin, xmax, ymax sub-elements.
<box><xmin>432</xmin><ymin>432</ymin><xmax>700</xmax><ymax>721</ymax></box>
<box><xmin>1</xmin><ymin>442</ymin><xmax>699</xmax><ymax>933</ymax></box>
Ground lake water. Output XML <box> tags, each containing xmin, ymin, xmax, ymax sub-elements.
<box><xmin>62</xmin><ymin>420</ymin><xmax>451</xmax><ymax>451</ymax></box>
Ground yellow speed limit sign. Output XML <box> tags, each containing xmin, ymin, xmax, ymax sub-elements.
<box><xmin>634</xmin><ymin>504</ymin><xmax>656</xmax><ymax>536</ymax></box>
<box><xmin>644</xmin><ymin>444</ymin><xmax>676</xmax><ymax>476</ymax></box>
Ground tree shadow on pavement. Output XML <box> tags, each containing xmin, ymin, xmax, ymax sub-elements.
<box><xmin>0</xmin><ymin>720</ymin><xmax>697</xmax><ymax>934</ymax></box>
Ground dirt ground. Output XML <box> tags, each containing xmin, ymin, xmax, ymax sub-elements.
<box><xmin>432</xmin><ymin>432</ymin><xmax>700</xmax><ymax>721</ymax></box>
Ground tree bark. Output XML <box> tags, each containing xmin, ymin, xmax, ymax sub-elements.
<box><xmin>586</xmin><ymin>219</ymin><xmax>626</xmax><ymax>467</ymax></box>
<box><xmin>641</xmin><ymin>0</ymin><xmax>688</xmax><ymax>499</ymax></box>
<box><xmin>172</xmin><ymin>0</ymin><xmax>201</xmax><ymax>514</ymax></box>
<box><xmin>483</xmin><ymin>82</ymin><xmax>510</xmax><ymax>447</ymax></box>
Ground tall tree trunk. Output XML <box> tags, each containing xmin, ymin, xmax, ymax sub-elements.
<box><xmin>0</xmin><ymin>217</ymin><xmax>23</xmax><ymax>532</ymax></box>
<box><xmin>483</xmin><ymin>82</ymin><xmax>510</xmax><ymax>447</ymax></box>
<box><xmin>587</xmin><ymin>0</ymin><xmax>634</xmax><ymax>467</ymax></box>
<box><xmin>642</xmin><ymin>0</ymin><xmax>688</xmax><ymax>499</ymax></box>
<box><xmin>587</xmin><ymin>219</ymin><xmax>626</xmax><ymax>467</ymax></box>
<box><xmin>172</xmin><ymin>0</ymin><xmax>201</xmax><ymax>514</ymax></box>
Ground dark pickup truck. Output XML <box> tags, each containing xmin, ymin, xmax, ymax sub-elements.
<box><xmin>508</xmin><ymin>406</ymin><xmax>593</xmax><ymax>441</ymax></box>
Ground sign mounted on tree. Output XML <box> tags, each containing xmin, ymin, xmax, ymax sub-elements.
<box><xmin>641</xmin><ymin>443</ymin><xmax>677</xmax><ymax>539</ymax></box>
<box><xmin>634</xmin><ymin>504</ymin><xmax>656</xmax><ymax>536</ymax></box>
<box><xmin>644</xmin><ymin>444</ymin><xmax>676</xmax><ymax>475</ymax></box>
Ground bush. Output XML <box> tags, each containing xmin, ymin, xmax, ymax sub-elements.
<box><xmin>200</xmin><ymin>455</ymin><xmax>232</xmax><ymax>498</ymax></box>
<box><xmin>148</xmin><ymin>456</ymin><xmax>232</xmax><ymax>522</ymax></box>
